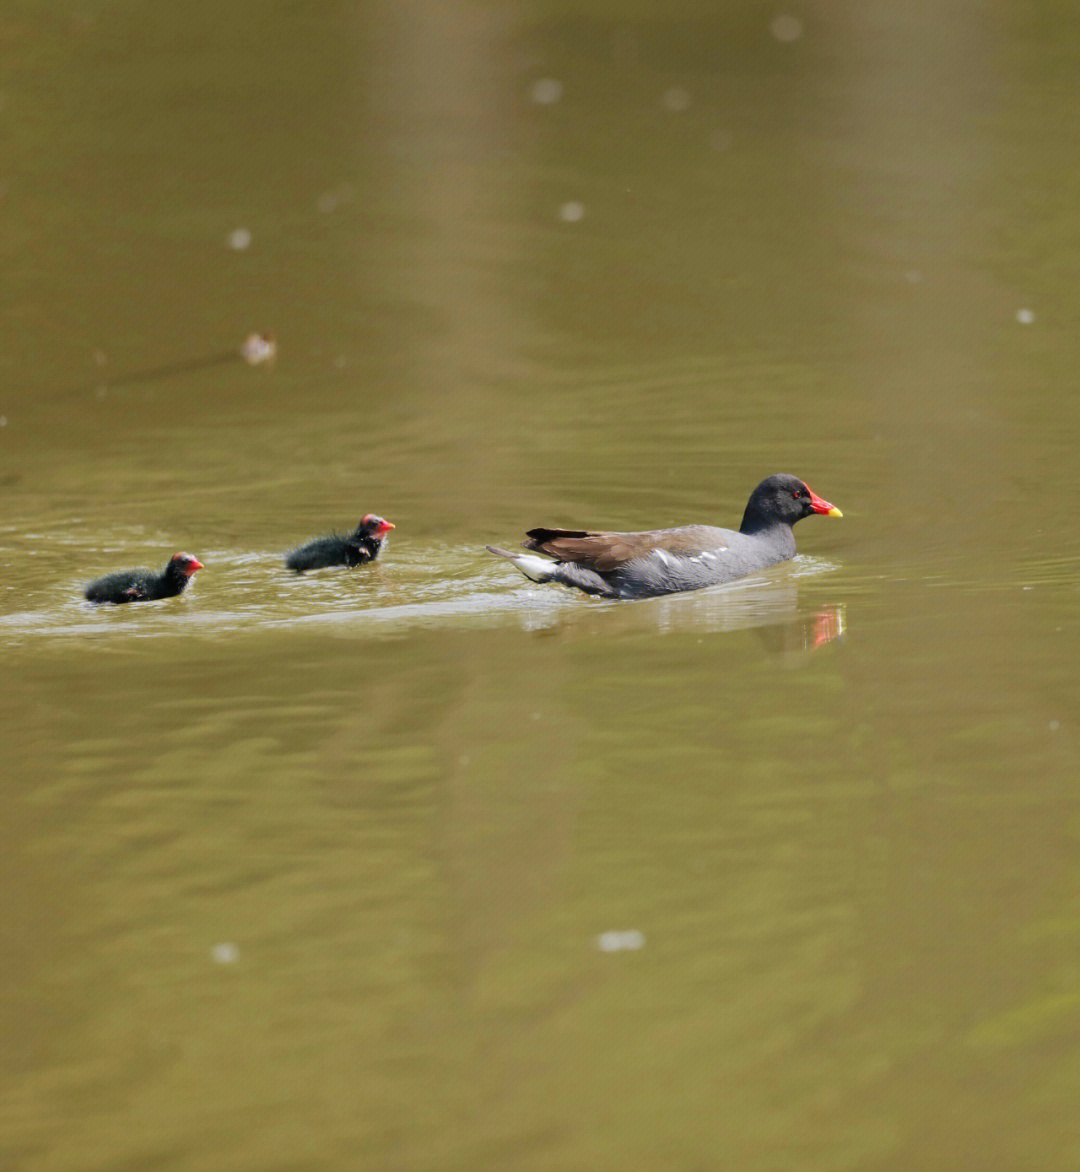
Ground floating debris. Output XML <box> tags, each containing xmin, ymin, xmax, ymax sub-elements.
<box><xmin>1016</xmin><ymin>308</ymin><xmax>1035</xmax><ymax>325</ymax></box>
<box><xmin>240</xmin><ymin>333</ymin><xmax>277</xmax><ymax>366</ymax></box>
<box><xmin>559</xmin><ymin>200</ymin><xmax>586</xmax><ymax>223</ymax></box>
<box><xmin>771</xmin><ymin>14</ymin><xmax>804</xmax><ymax>42</ymax></box>
<box><xmin>596</xmin><ymin>929</ymin><xmax>646</xmax><ymax>952</ymax></box>
<box><xmin>228</xmin><ymin>228</ymin><xmax>252</xmax><ymax>251</ymax></box>
<box><xmin>210</xmin><ymin>942</ymin><xmax>239</xmax><ymax>965</ymax></box>
<box><xmin>531</xmin><ymin>78</ymin><xmax>563</xmax><ymax>105</ymax></box>
<box><xmin>316</xmin><ymin>182</ymin><xmax>357</xmax><ymax>214</ymax></box>
<box><xmin>662</xmin><ymin>86</ymin><xmax>691</xmax><ymax>112</ymax></box>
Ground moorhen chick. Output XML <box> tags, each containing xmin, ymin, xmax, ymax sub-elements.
<box><xmin>487</xmin><ymin>474</ymin><xmax>841</xmax><ymax>599</ymax></box>
<box><xmin>285</xmin><ymin>513</ymin><xmax>394</xmax><ymax>573</ymax></box>
<box><xmin>84</xmin><ymin>552</ymin><xmax>204</xmax><ymax>604</ymax></box>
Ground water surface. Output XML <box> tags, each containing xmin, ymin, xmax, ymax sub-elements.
<box><xmin>4</xmin><ymin>3</ymin><xmax>1080</xmax><ymax>1170</ymax></box>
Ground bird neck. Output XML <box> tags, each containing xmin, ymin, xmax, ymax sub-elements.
<box><xmin>739</xmin><ymin>505</ymin><xmax>787</xmax><ymax>535</ymax></box>
<box><xmin>162</xmin><ymin>562</ymin><xmax>189</xmax><ymax>594</ymax></box>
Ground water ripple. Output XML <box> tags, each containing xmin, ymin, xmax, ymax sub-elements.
<box><xmin>0</xmin><ymin>543</ymin><xmax>841</xmax><ymax>645</ymax></box>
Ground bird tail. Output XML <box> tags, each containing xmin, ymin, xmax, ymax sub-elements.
<box><xmin>485</xmin><ymin>545</ymin><xmax>557</xmax><ymax>583</ymax></box>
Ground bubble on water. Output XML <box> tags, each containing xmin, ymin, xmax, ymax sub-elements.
<box><xmin>559</xmin><ymin>200</ymin><xmax>585</xmax><ymax>223</ymax></box>
<box><xmin>771</xmin><ymin>14</ymin><xmax>804</xmax><ymax>42</ymax></box>
<box><xmin>1016</xmin><ymin>307</ymin><xmax>1035</xmax><ymax>324</ymax></box>
<box><xmin>661</xmin><ymin>86</ymin><xmax>691</xmax><ymax>112</ymax></box>
<box><xmin>596</xmin><ymin>930</ymin><xmax>645</xmax><ymax>952</ymax></box>
<box><xmin>228</xmin><ymin>228</ymin><xmax>252</xmax><ymax>250</ymax></box>
<box><xmin>531</xmin><ymin>78</ymin><xmax>563</xmax><ymax>105</ymax></box>
<box><xmin>211</xmin><ymin>942</ymin><xmax>239</xmax><ymax>965</ymax></box>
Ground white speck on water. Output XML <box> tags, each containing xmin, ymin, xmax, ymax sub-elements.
<box><xmin>771</xmin><ymin>14</ymin><xmax>804</xmax><ymax>42</ymax></box>
<box><xmin>317</xmin><ymin>183</ymin><xmax>356</xmax><ymax>213</ymax></box>
<box><xmin>662</xmin><ymin>86</ymin><xmax>691</xmax><ymax>112</ymax></box>
<box><xmin>0</xmin><ymin>416</ymin><xmax>7</xmax><ymax>427</ymax></box>
<box><xmin>1016</xmin><ymin>307</ymin><xmax>1035</xmax><ymax>324</ymax></box>
<box><xmin>228</xmin><ymin>228</ymin><xmax>252</xmax><ymax>250</ymax></box>
<box><xmin>211</xmin><ymin>942</ymin><xmax>239</xmax><ymax>965</ymax></box>
<box><xmin>596</xmin><ymin>930</ymin><xmax>645</xmax><ymax>953</ymax></box>
<box><xmin>531</xmin><ymin>77</ymin><xmax>563</xmax><ymax>105</ymax></box>
<box><xmin>239</xmin><ymin>333</ymin><xmax>276</xmax><ymax>366</ymax></box>
<box><xmin>1049</xmin><ymin>720</ymin><xmax>1060</xmax><ymax>731</ymax></box>
<box><xmin>559</xmin><ymin>200</ymin><xmax>585</xmax><ymax>223</ymax></box>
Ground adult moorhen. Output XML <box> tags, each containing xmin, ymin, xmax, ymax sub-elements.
<box><xmin>84</xmin><ymin>552</ymin><xmax>204</xmax><ymax>604</ymax></box>
<box><xmin>486</xmin><ymin>474</ymin><xmax>841</xmax><ymax>599</ymax></box>
<box><xmin>285</xmin><ymin>514</ymin><xmax>394</xmax><ymax>573</ymax></box>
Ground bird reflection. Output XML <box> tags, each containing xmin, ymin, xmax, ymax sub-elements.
<box><xmin>520</xmin><ymin>572</ymin><xmax>845</xmax><ymax>655</ymax></box>
<box><xmin>755</xmin><ymin>607</ymin><xmax>844</xmax><ymax>655</ymax></box>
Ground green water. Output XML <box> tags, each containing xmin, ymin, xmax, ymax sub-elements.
<box><xmin>4</xmin><ymin>3</ymin><xmax>1080</xmax><ymax>1169</ymax></box>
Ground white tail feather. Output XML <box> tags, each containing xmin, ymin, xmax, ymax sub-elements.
<box><xmin>486</xmin><ymin>546</ymin><xmax>556</xmax><ymax>583</ymax></box>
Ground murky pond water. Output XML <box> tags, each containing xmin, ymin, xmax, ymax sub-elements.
<box><xmin>4</xmin><ymin>3</ymin><xmax>1080</xmax><ymax>1170</ymax></box>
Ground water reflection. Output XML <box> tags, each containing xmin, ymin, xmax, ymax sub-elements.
<box><xmin>516</xmin><ymin>566</ymin><xmax>844</xmax><ymax>650</ymax></box>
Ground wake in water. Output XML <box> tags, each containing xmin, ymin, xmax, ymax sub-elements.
<box><xmin>0</xmin><ymin>542</ymin><xmax>841</xmax><ymax>645</ymax></box>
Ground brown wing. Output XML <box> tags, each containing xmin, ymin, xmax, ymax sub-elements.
<box><xmin>523</xmin><ymin>526</ymin><xmax>726</xmax><ymax>573</ymax></box>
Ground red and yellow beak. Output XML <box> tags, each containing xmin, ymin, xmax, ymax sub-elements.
<box><xmin>807</xmin><ymin>487</ymin><xmax>843</xmax><ymax>518</ymax></box>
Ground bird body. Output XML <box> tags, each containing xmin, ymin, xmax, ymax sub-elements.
<box><xmin>487</xmin><ymin>475</ymin><xmax>841</xmax><ymax>599</ymax></box>
<box><xmin>285</xmin><ymin>514</ymin><xmax>394</xmax><ymax>573</ymax></box>
<box><xmin>85</xmin><ymin>553</ymin><xmax>204</xmax><ymax>604</ymax></box>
